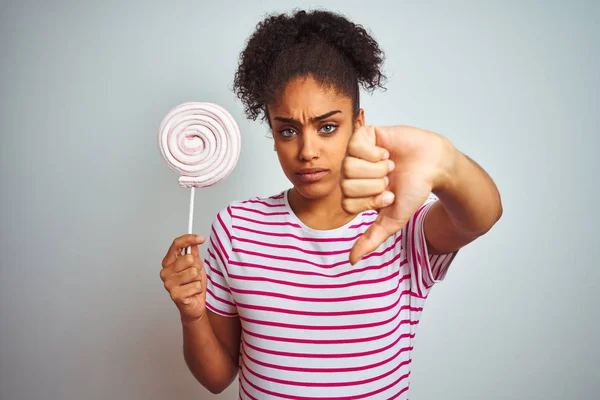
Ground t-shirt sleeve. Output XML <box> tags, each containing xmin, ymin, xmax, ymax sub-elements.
<box><xmin>204</xmin><ymin>206</ymin><xmax>239</xmax><ymax>317</ymax></box>
<box><xmin>402</xmin><ymin>194</ymin><xmax>459</xmax><ymax>297</ymax></box>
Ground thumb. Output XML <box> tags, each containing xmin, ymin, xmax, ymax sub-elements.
<box><xmin>349</xmin><ymin>126</ymin><xmax>389</xmax><ymax>162</ymax></box>
<box><xmin>349</xmin><ymin>215</ymin><xmax>398</xmax><ymax>265</ymax></box>
<box><xmin>190</xmin><ymin>235</ymin><xmax>205</xmax><ymax>258</ymax></box>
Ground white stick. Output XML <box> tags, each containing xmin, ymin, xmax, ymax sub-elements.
<box><xmin>186</xmin><ymin>187</ymin><xmax>195</xmax><ymax>255</ymax></box>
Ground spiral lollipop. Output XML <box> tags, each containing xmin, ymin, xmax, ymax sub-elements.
<box><xmin>158</xmin><ymin>102</ymin><xmax>241</xmax><ymax>254</ymax></box>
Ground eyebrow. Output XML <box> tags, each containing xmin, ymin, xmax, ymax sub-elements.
<box><xmin>272</xmin><ymin>110</ymin><xmax>342</xmax><ymax>125</ymax></box>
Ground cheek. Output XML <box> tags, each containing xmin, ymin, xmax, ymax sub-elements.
<box><xmin>274</xmin><ymin>145</ymin><xmax>296</xmax><ymax>170</ymax></box>
<box><xmin>331</xmin><ymin>133</ymin><xmax>352</xmax><ymax>164</ymax></box>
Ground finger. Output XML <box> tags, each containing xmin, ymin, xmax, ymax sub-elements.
<box><xmin>342</xmin><ymin>191</ymin><xmax>395</xmax><ymax>214</ymax></box>
<box><xmin>341</xmin><ymin>177</ymin><xmax>389</xmax><ymax>198</ymax></box>
<box><xmin>171</xmin><ymin>265</ymin><xmax>203</xmax><ymax>287</ymax></box>
<box><xmin>180</xmin><ymin>237</ymin><xmax>204</xmax><ymax>258</ymax></box>
<box><xmin>172</xmin><ymin>254</ymin><xmax>203</xmax><ymax>273</ymax></box>
<box><xmin>170</xmin><ymin>281</ymin><xmax>204</xmax><ymax>304</ymax></box>
<box><xmin>162</xmin><ymin>235</ymin><xmax>205</xmax><ymax>267</ymax></box>
<box><xmin>349</xmin><ymin>215</ymin><xmax>401</xmax><ymax>265</ymax></box>
<box><xmin>343</xmin><ymin>157</ymin><xmax>395</xmax><ymax>179</ymax></box>
<box><xmin>190</xmin><ymin>241</ymin><xmax>201</xmax><ymax>258</ymax></box>
<box><xmin>348</xmin><ymin>127</ymin><xmax>389</xmax><ymax>162</ymax></box>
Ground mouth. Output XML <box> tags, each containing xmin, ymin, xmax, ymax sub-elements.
<box><xmin>295</xmin><ymin>169</ymin><xmax>329</xmax><ymax>183</ymax></box>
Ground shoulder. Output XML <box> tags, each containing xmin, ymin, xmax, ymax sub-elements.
<box><xmin>212</xmin><ymin>190</ymin><xmax>287</xmax><ymax>227</ymax></box>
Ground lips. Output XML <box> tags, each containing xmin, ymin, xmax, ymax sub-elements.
<box><xmin>296</xmin><ymin>168</ymin><xmax>329</xmax><ymax>183</ymax></box>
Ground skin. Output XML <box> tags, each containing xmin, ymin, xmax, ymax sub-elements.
<box><xmin>160</xmin><ymin>73</ymin><xmax>503</xmax><ymax>393</ymax></box>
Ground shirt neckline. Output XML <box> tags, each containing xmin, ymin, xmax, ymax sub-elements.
<box><xmin>282</xmin><ymin>189</ymin><xmax>366</xmax><ymax>237</ymax></box>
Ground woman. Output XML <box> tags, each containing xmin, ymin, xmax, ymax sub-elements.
<box><xmin>160</xmin><ymin>9</ymin><xmax>502</xmax><ymax>399</ymax></box>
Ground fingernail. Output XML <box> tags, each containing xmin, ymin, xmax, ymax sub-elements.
<box><xmin>388</xmin><ymin>160</ymin><xmax>395</xmax><ymax>172</ymax></box>
<box><xmin>382</xmin><ymin>191</ymin><xmax>395</xmax><ymax>204</ymax></box>
<box><xmin>384</xmin><ymin>176</ymin><xmax>389</xmax><ymax>187</ymax></box>
<box><xmin>382</xmin><ymin>150</ymin><xmax>390</xmax><ymax>160</ymax></box>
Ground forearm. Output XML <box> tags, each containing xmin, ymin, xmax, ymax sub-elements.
<box><xmin>434</xmin><ymin>142</ymin><xmax>503</xmax><ymax>236</ymax></box>
<box><xmin>181</xmin><ymin>315</ymin><xmax>238</xmax><ymax>394</ymax></box>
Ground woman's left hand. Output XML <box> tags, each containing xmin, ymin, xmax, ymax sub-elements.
<box><xmin>341</xmin><ymin>125</ymin><xmax>456</xmax><ymax>265</ymax></box>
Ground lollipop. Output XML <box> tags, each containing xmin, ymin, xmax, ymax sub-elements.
<box><xmin>158</xmin><ymin>102</ymin><xmax>241</xmax><ymax>254</ymax></box>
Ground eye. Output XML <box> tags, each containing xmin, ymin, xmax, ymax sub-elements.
<box><xmin>279</xmin><ymin>128</ymin><xmax>297</xmax><ymax>137</ymax></box>
<box><xmin>319</xmin><ymin>124</ymin><xmax>339</xmax><ymax>134</ymax></box>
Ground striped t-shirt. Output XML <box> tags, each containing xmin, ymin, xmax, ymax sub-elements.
<box><xmin>204</xmin><ymin>189</ymin><xmax>458</xmax><ymax>399</ymax></box>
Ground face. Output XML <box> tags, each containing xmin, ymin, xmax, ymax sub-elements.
<box><xmin>267</xmin><ymin>75</ymin><xmax>365</xmax><ymax>201</ymax></box>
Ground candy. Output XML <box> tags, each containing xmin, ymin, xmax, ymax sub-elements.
<box><xmin>158</xmin><ymin>102</ymin><xmax>241</xmax><ymax>188</ymax></box>
<box><xmin>158</xmin><ymin>102</ymin><xmax>241</xmax><ymax>254</ymax></box>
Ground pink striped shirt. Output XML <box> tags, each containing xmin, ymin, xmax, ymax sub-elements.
<box><xmin>204</xmin><ymin>189</ymin><xmax>457</xmax><ymax>399</ymax></box>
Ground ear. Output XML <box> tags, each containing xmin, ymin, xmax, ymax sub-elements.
<box><xmin>355</xmin><ymin>108</ymin><xmax>365</xmax><ymax>128</ymax></box>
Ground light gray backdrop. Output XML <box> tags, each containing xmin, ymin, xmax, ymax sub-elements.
<box><xmin>1</xmin><ymin>0</ymin><xmax>598</xmax><ymax>399</ymax></box>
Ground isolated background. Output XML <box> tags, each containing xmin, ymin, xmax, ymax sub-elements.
<box><xmin>1</xmin><ymin>0</ymin><xmax>599</xmax><ymax>399</ymax></box>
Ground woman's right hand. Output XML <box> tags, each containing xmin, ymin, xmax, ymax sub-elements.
<box><xmin>160</xmin><ymin>234</ymin><xmax>208</xmax><ymax>323</ymax></box>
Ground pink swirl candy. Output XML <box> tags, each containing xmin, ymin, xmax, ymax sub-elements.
<box><xmin>158</xmin><ymin>102</ymin><xmax>241</xmax><ymax>188</ymax></box>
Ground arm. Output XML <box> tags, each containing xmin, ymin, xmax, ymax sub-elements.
<box><xmin>182</xmin><ymin>310</ymin><xmax>241</xmax><ymax>394</ymax></box>
<box><xmin>425</xmin><ymin>143</ymin><xmax>503</xmax><ymax>255</ymax></box>
<box><xmin>342</xmin><ymin>125</ymin><xmax>502</xmax><ymax>264</ymax></box>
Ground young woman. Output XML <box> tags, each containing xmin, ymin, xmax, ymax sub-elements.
<box><xmin>160</xmin><ymin>10</ymin><xmax>502</xmax><ymax>399</ymax></box>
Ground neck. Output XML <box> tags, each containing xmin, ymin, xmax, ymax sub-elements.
<box><xmin>288</xmin><ymin>186</ymin><xmax>355</xmax><ymax>222</ymax></box>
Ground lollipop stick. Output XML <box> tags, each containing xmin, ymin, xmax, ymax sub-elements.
<box><xmin>186</xmin><ymin>187</ymin><xmax>195</xmax><ymax>255</ymax></box>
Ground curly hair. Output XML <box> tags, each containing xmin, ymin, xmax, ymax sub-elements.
<box><xmin>233</xmin><ymin>9</ymin><xmax>387</xmax><ymax>124</ymax></box>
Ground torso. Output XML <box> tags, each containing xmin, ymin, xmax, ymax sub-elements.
<box><xmin>205</xmin><ymin>189</ymin><xmax>440</xmax><ymax>399</ymax></box>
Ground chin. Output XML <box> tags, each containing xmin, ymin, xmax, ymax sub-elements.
<box><xmin>293</xmin><ymin>180</ymin><xmax>338</xmax><ymax>200</ymax></box>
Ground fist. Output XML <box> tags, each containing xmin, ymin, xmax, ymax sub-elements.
<box><xmin>342</xmin><ymin>125</ymin><xmax>452</xmax><ymax>265</ymax></box>
<box><xmin>160</xmin><ymin>234</ymin><xmax>208</xmax><ymax>323</ymax></box>
<box><xmin>341</xmin><ymin>126</ymin><xmax>396</xmax><ymax>215</ymax></box>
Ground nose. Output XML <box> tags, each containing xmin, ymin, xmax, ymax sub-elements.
<box><xmin>298</xmin><ymin>131</ymin><xmax>319</xmax><ymax>162</ymax></box>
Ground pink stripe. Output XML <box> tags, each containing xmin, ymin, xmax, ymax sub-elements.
<box><xmin>242</xmin><ymin>355</ymin><xmax>411</xmax><ymax>388</ymax></box>
<box><xmin>206</xmin><ymin>287</ymin><xmax>235</xmax><ymax>307</ymax></box>
<box><xmin>239</xmin><ymin>315</ymin><xmax>416</xmax><ymax>332</ymax></box>
<box><xmin>210</xmin><ymin>235</ymin><xmax>229</xmax><ymax>274</ymax></box>
<box><xmin>241</xmin><ymin>198</ymin><xmax>286</xmax><ymax>208</ymax></box>
<box><xmin>232</xmin><ymin>234</ymin><xmax>401</xmax><ymax>269</ymax></box>
<box><xmin>231</xmin><ymin>205</ymin><xmax>290</xmax><ymax>216</ymax></box>
<box><xmin>386</xmin><ymin>385</ymin><xmax>410</xmax><ymax>399</ymax></box>
<box><xmin>232</xmin><ymin>231</ymin><xmax>402</xmax><ymax>259</ymax></box>
<box><xmin>234</xmin><ymin>214</ymin><xmax>302</xmax><ymax>228</ymax></box>
<box><xmin>206</xmin><ymin>273</ymin><xmax>232</xmax><ymax>295</ymax></box>
<box><xmin>431</xmin><ymin>255</ymin><xmax>440</xmax><ymax>278</ymax></box>
<box><xmin>239</xmin><ymin>301</ymin><xmax>419</xmax><ymax>331</ymax></box>
<box><xmin>233</xmin><ymin>248</ymin><xmax>348</xmax><ymax>269</ymax></box>
<box><xmin>240</xmin><ymin>381</ymin><xmax>258</xmax><ymax>400</ymax></box>
<box><xmin>205</xmin><ymin>259</ymin><xmax>224</xmax><ymax>277</ymax></box>
<box><xmin>242</xmin><ymin>327</ymin><xmax>415</xmax><ymax>346</ymax></box>
<box><xmin>348</xmin><ymin>220</ymin><xmax>375</xmax><ymax>229</ymax></box>
<box><xmin>362</xmin><ymin>211</ymin><xmax>378</xmax><ymax>216</ymax></box>
<box><xmin>232</xmin><ymin>235</ymin><xmax>350</xmax><ymax>256</ymax></box>
<box><xmin>235</xmin><ymin>299</ymin><xmax>421</xmax><ymax>318</ymax></box>
<box><xmin>230</xmin><ymin>278</ymin><xmax>403</xmax><ymax>303</ymax></box>
<box><xmin>243</xmin><ymin>327</ymin><xmax>411</xmax><ymax>359</ymax></box>
<box><xmin>418</xmin><ymin>203</ymin><xmax>435</xmax><ymax>289</ymax></box>
<box><xmin>218</xmin><ymin>211</ymin><xmax>232</xmax><ymax>241</ymax></box>
<box><xmin>233</xmin><ymin>225</ymin><xmax>362</xmax><ymax>242</ymax></box>
<box><xmin>409</xmin><ymin>205</ymin><xmax>426</xmax><ymax>298</ymax></box>
<box><xmin>240</xmin><ymin>367</ymin><xmax>410</xmax><ymax>400</ymax></box>
<box><xmin>229</xmin><ymin>256</ymin><xmax>408</xmax><ymax>279</ymax></box>
<box><xmin>242</xmin><ymin>342</ymin><xmax>411</xmax><ymax>373</ymax></box>
<box><xmin>205</xmin><ymin>301</ymin><xmax>238</xmax><ymax>317</ymax></box>
<box><xmin>227</xmin><ymin>270</ymin><xmax>404</xmax><ymax>290</ymax></box>
<box><xmin>270</xmin><ymin>192</ymin><xmax>285</xmax><ymax>199</ymax></box>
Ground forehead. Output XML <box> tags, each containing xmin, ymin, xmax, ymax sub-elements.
<box><xmin>269</xmin><ymin>76</ymin><xmax>352</xmax><ymax>117</ymax></box>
